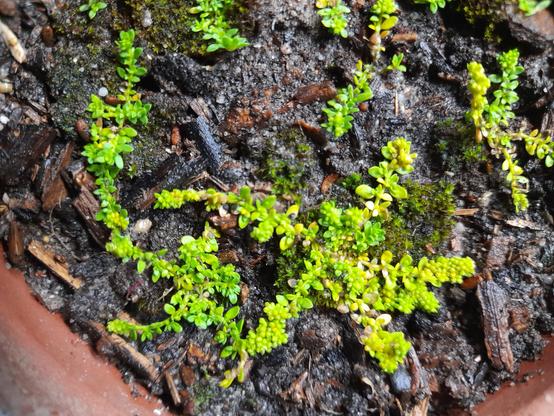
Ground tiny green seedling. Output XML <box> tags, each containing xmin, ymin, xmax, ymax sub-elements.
<box><xmin>518</xmin><ymin>0</ymin><xmax>552</xmax><ymax>15</ymax></box>
<box><xmin>190</xmin><ymin>0</ymin><xmax>249</xmax><ymax>52</ymax></box>
<box><xmin>316</xmin><ymin>0</ymin><xmax>351</xmax><ymax>38</ymax></box>
<box><xmin>412</xmin><ymin>0</ymin><xmax>450</xmax><ymax>14</ymax></box>
<box><xmin>79</xmin><ymin>0</ymin><xmax>107</xmax><ymax>20</ymax></box>
<box><xmin>321</xmin><ymin>60</ymin><xmax>374</xmax><ymax>138</ymax></box>
<box><xmin>386</xmin><ymin>53</ymin><xmax>407</xmax><ymax>72</ymax></box>
<box><xmin>368</xmin><ymin>0</ymin><xmax>399</xmax><ymax>61</ymax></box>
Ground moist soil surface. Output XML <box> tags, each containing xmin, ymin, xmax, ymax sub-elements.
<box><xmin>1</xmin><ymin>1</ymin><xmax>553</xmax><ymax>415</ymax></box>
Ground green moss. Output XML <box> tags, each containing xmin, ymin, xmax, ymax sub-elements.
<box><xmin>456</xmin><ymin>0</ymin><xmax>515</xmax><ymax>40</ymax></box>
<box><xmin>259</xmin><ymin>128</ymin><xmax>317</xmax><ymax>201</ymax></box>
<box><xmin>380</xmin><ymin>180</ymin><xmax>456</xmax><ymax>259</ymax></box>
<box><xmin>434</xmin><ymin>119</ymin><xmax>487</xmax><ymax>171</ymax></box>
<box><xmin>117</xmin><ymin>0</ymin><xmax>248</xmax><ymax>56</ymax></box>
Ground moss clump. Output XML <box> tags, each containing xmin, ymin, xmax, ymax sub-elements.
<box><xmin>435</xmin><ymin>119</ymin><xmax>487</xmax><ymax>171</ymax></box>
<box><xmin>119</xmin><ymin>0</ymin><xmax>247</xmax><ymax>56</ymax></box>
<box><xmin>259</xmin><ymin>128</ymin><xmax>317</xmax><ymax>201</ymax></box>
<box><xmin>455</xmin><ymin>0</ymin><xmax>514</xmax><ymax>40</ymax></box>
<box><xmin>381</xmin><ymin>180</ymin><xmax>456</xmax><ymax>259</ymax></box>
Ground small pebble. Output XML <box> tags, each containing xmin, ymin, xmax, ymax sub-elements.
<box><xmin>0</xmin><ymin>114</ymin><xmax>9</xmax><ymax>124</ymax></box>
<box><xmin>216</xmin><ymin>94</ymin><xmax>226</xmax><ymax>104</ymax></box>
<box><xmin>280</xmin><ymin>44</ymin><xmax>292</xmax><ymax>55</ymax></box>
<box><xmin>98</xmin><ymin>87</ymin><xmax>108</xmax><ymax>97</ymax></box>
<box><xmin>142</xmin><ymin>9</ymin><xmax>153</xmax><ymax>28</ymax></box>
<box><xmin>133</xmin><ymin>218</ymin><xmax>153</xmax><ymax>234</ymax></box>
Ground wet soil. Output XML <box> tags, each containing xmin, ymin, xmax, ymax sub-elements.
<box><xmin>1</xmin><ymin>0</ymin><xmax>553</xmax><ymax>415</ymax></box>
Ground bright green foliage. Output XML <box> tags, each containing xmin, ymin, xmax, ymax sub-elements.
<box><xmin>523</xmin><ymin>130</ymin><xmax>554</xmax><ymax>168</ymax></box>
<box><xmin>82</xmin><ymin>30</ymin><xmax>151</xmax><ymax>234</ymax></box>
<box><xmin>190</xmin><ymin>0</ymin><xmax>249</xmax><ymax>52</ymax></box>
<box><xmin>356</xmin><ymin>138</ymin><xmax>415</xmax><ymax>217</ymax></box>
<box><xmin>486</xmin><ymin>49</ymin><xmax>524</xmax><ymax>126</ymax></box>
<box><xmin>466</xmin><ymin>61</ymin><xmax>491</xmax><ymax>141</ymax></box>
<box><xmin>466</xmin><ymin>49</ymin><xmax>552</xmax><ymax>213</ymax></box>
<box><xmin>386</xmin><ymin>53</ymin><xmax>407</xmax><ymax>73</ymax></box>
<box><xmin>412</xmin><ymin>0</ymin><xmax>450</xmax><ymax>13</ymax></box>
<box><xmin>322</xmin><ymin>60</ymin><xmax>374</xmax><ymax>138</ymax></box>
<box><xmin>518</xmin><ymin>0</ymin><xmax>552</xmax><ymax>15</ymax></box>
<box><xmin>316</xmin><ymin>0</ymin><xmax>351</xmax><ymax>38</ymax></box>
<box><xmin>83</xmin><ymin>33</ymin><xmax>475</xmax><ymax>386</ymax></box>
<box><xmin>79</xmin><ymin>0</ymin><xmax>107</xmax><ymax>19</ymax></box>
<box><xmin>368</xmin><ymin>0</ymin><xmax>399</xmax><ymax>61</ymax></box>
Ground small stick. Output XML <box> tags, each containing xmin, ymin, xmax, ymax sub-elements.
<box><xmin>453</xmin><ymin>208</ymin><xmax>480</xmax><ymax>216</ymax></box>
<box><xmin>89</xmin><ymin>321</ymin><xmax>159</xmax><ymax>382</ymax></box>
<box><xmin>27</xmin><ymin>240</ymin><xmax>83</xmax><ymax>289</ymax></box>
<box><xmin>164</xmin><ymin>371</ymin><xmax>182</xmax><ymax>406</ymax></box>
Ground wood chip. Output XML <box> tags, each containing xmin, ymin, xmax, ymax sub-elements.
<box><xmin>321</xmin><ymin>173</ymin><xmax>340</xmax><ymax>194</ymax></box>
<box><xmin>180</xmin><ymin>365</ymin><xmax>196</xmax><ymax>387</ymax></box>
<box><xmin>8</xmin><ymin>220</ymin><xmax>24</xmax><ymax>265</ymax></box>
<box><xmin>505</xmin><ymin>218</ymin><xmax>543</xmax><ymax>230</ymax></box>
<box><xmin>476</xmin><ymin>281</ymin><xmax>514</xmax><ymax>372</ymax></box>
<box><xmin>27</xmin><ymin>240</ymin><xmax>83</xmax><ymax>289</ymax></box>
<box><xmin>72</xmin><ymin>187</ymin><xmax>110</xmax><ymax>246</ymax></box>
<box><xmin>39</xmin><ymin>141</ymin><xmax>74</xmax><ymax>211</ymax></box>
<box><xmin>292</xmin><ymin>81</ymin><xmax>337</xmax><ymax>105</ymax></box>
<box><xmin>88</xmin><ymin>322</ymin><xmax>159</xmax><ymax>382</ymax></box>
<box><xmin>391</xmin><ymin>32</ymin><xmax>418</xmax><ymax>43</ymax></box>
<box><xmin>453</xmin><ymin>208</ymin><xmax>479</xmax><ymax>216</ymax></box>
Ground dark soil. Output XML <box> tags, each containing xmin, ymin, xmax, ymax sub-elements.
<box><xmin>1</xmin><ymin>0</ymin><xmax>553</xmax><ymax>415</ymax></box>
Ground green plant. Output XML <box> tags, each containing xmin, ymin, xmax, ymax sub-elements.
<box><xmin>386</xmin><ymin>53</ymin><xmax>407</xmax><ymax>72</ymax></box>
<box><xmin>321</xmin><ymin>60</ymin><xmax>374</xmax><ymax>138</ymax></box>
<box><xmin>368</xmin><ymin>0</ymin><xmax>399</xmax><ymax>61</ymax></box>
<box><xmin>79</xmin><ymin>0</ymin><xmax>107</xmax><ymax>19</ymax></box>
<box><xmin>518</xmin><ymin>0</ymin><xmax>551</xmax><ymax>15</ymax></box>
<box><xmin>316</xmin><ymin>0</ymin><xmax>351</xmax><ymax>38</ymax></box>
<box><xmin>466</xmin><ymin>49</ymin><xmax>552</xmax><ymax>212</ymax></box>
<box><xmin>412</xmin><ymin>0</ymin><xmax>450</xmax><ymax>13</ymax></box>
<box><xmin>82</xmin><ymin>33</ymin><xmax>475</xmax><ymax>387</ymax></box>
<box><xmin>190</xmin><ymin>0</ymin><xmax>249</xmax><ymax>52</ymax></box>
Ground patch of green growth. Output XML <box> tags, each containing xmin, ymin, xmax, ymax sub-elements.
<box><xmin>386</xmin><ymin>53</ymin><xmax>407</xmax><ymax>73</ymax></box>
<box><xmin>456</xmin><ymin>0</ymin><xmax>515</xmax><ymax>41</ymax></box>
<box><xmin>413</xmin><ymin>0</ymin><xmax>451</xmax><ymax>13</ymax></box>
<box><xmin>322</xmin><ymin>60</ymin><xmax>374</xmax><ymax>138</ymax></box>
<box><xmin>120</xmin><ymin>0</ymin><xmax>247</xmax><ymax>56</ymax></box>
<box><xmin>79</xmin><ymin>0</ymin><xmax>107</xmax><ymax>20</ymax></box>
<box><xmin>191</xmin><ymin>0</ymin><xmax>249</xmax><ymax>52</ymax></box>
<box><xmin>81</xmin><ymin>33</ymin><xmax>475</xmax><ymax>386</ymax></box>
<box><xmin>466</xmin><ymin>49</ymin><xmax>553</xmax><ymax>212</ymax></box>
<box><xmin>261</xmin><ymin>159</ymin><xmax>306</xmax><ymax>200</ymax></box>
<box><xmin>316</xmin><ymin>0</ymin><xmax>351</xmax><ymax>38</ymax></box>
<box><xmin>340</xmin><ymin>172</ymin><xmax>363</xmax><ymax>191</ymax></box>
<box><xmin>368</xmin><ymin>0</ymin><xmax>399</xmax><ymax>62</ymax></box>
<box><xmin>518</xmin><ymin>0</ymin><xmax>552</xmax><ymax>15</ymax></box>
<box><xmin>382</xmin><ymin>180</ymin><xmax>456</xmax><ymax>258</ymax></box>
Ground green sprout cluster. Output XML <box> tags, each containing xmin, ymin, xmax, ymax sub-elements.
<box><xmin>316</xmin><ymin>0</ymin><xmax>351</xmax><ymax>38</ymax></box>
<box><xmin>412</xmin><ymin>0</ymin><xmax>451</xmax><ymax>14</ymax></box>
<box><xmin>190</xmin><ymin>0</ymin><xmax>249</xmax><ymax>52</ymax></box>
<box><xmin>79</xmin><ymin>0</ymin><xmax>107</xmax><ymax>20</ymax></box>
<box><xmin>321</xmin><ymin>60</ymin><xmax>374</xmax><ymax>138</ymax></box>
<box><xmin>518</xmin><ymin>0</ymin><xmax>552</xmax><ymax>15</ymax></box>
<box><xmin>368</xmin><ymin>0</ymin><xmax>399</xmax><ymax>61</ymax></box>
<box><xmin>386</xmin><ymin>53</ymin><xmax>407</xmax><ymax>73</ymax></box>
<box><xmin>83</xmin><ymin>31</ymin><xmax>474</xmax><ymax>388</ymax></box>
<box><xmin>466</xmin><ymin>49</ymin><xmax>553</xmax><ymax>212</ymax></box>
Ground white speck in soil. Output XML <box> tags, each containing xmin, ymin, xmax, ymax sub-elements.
<box><xmin>98</xmin><ymin>87</ymin><xmax>108</xmax><ymax>97</ymax></box>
